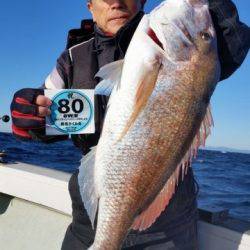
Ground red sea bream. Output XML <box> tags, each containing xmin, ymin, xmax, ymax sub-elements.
<box><xmin>78</xmin><ymin>0</ymin><xmax>221</xmax><ymax>249</ymax></box>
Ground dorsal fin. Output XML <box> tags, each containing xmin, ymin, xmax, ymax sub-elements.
<box><xmin>132</xmin><ymin>105</ymin><xmax>214</xmax><ymax>231</ymax></box>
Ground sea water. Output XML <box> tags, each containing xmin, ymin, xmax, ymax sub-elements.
<box><xmin>0</xmin><ymin>132</ymin><xmax>249</xmax><ymax>222</ymax></box>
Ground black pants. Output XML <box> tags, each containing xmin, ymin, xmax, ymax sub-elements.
<box><xmin>61</xmin><ymin>168</ymin><xmax>199</xmax><ymax>250</ymax></box>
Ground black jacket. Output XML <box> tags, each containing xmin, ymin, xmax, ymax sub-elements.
<box><xmin>53</xmin><ymin>1</ymin><xmax>249</xmax><ymax>248</ymax></box>
<box><xmin>45</xmin><ymin>11</ymin><xmax>145</xmax><ymax>152</ymax></box>
<box><xmin>44</xmin><ymin>0</ymin><xmax>249</xmax><ymax>153</ymax></box>
<box><xmin>64</xmin><ymin>0</ymin><xmax>250</xmax><ymax>80</ymax></box>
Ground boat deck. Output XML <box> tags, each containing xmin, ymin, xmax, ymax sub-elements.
<box><xmin>0</xmin><ymin>162</ymin><xmax>249</xmax><ymax>249</ymax></box>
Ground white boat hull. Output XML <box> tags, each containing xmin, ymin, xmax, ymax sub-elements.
<box><xmin>0</xmin><ymin>162</ymin><xmax>249</xmax><ymax>250</ymax></box>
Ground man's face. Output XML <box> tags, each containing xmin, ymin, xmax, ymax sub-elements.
<box><xmin>88</xmin><ymin>0</ymin><xmax>145</xmax><ymax>36</ymax></box>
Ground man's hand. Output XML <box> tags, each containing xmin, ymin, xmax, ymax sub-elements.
<box><xmin>10</xmin><ymin>88</ymin><xmax>51</xmax><ymax>139</ymax></box>
<box><xmin>35</xmin><ymin>95</ymin><xmax>52</xmax><ymax>117</ymax></box>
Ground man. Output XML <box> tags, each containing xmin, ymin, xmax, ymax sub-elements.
<box><xmin>10</xmin><ymin>0</ymin><xmax>249</xmax><ymax>249</ymax></box>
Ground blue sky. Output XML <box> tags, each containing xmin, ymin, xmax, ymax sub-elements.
<box><xmin>0</xmin><ymin>0</ymin><xmax>249</xmax><ymax>150</ymax></box>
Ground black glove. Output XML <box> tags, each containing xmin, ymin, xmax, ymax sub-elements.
<box><xmin>10</xmin><ymin>88</ymin><xmax>45</xmax><ymax>140</ymax></box>
<box><xmin>10</xmin><ymin>88</ymin><xmax>68</xmax><ymax>142</ymax></box>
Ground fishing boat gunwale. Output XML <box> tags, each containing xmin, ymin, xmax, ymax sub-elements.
<box><xmin>0</xmin><ymin>162</ymin><xmax>249</xmax><ymax>250</ymax></box>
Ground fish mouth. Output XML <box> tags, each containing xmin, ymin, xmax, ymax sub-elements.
<box><xmin>147</xmin><ymin>28</ymin><xmax>164</xmax><ymax>50</ymax></box>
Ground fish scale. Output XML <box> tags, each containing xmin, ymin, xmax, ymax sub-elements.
<box><xmin>78</xmin><ymin>0</ymin><xmax>221</xmax><ymax>249</ymax></box>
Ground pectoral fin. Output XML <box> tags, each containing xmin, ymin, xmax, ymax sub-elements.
<box><xmin>132</xmin><ymin>105</ymin><xmax>214</xmax><ymax>231</ymax></box>
<box><xmin>119</xmin><ymin>64</ymin><xmax>161</xmax><ymax>140</ymax></box>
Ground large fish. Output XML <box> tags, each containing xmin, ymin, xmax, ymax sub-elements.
<box><xmin>78</xmin><ymin>0</ymin><xmax>221</xmax><ymax>249</ymax></box>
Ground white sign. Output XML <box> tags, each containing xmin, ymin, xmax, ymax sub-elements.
<box><xmin>45</xmin><ymin>89</ymin><xmax>95</xmax><ymax>135</ymax></box>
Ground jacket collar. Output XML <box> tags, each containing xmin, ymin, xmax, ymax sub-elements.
<box><xmin>66</xmin><ymin>11</ymin><xmax>144</xmax><ymax>50</ymax></box>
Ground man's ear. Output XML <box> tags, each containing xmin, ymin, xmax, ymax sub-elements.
<box><xmin>87</xmin><ymin>1</ymin><xmax>95</xmax><ymax>21</ymax></box>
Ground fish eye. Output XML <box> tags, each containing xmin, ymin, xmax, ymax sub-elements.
<box><xmin>200</xmin><ymin>31</ymin><xmax>212</xmax><ymax>41</ymax></box>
